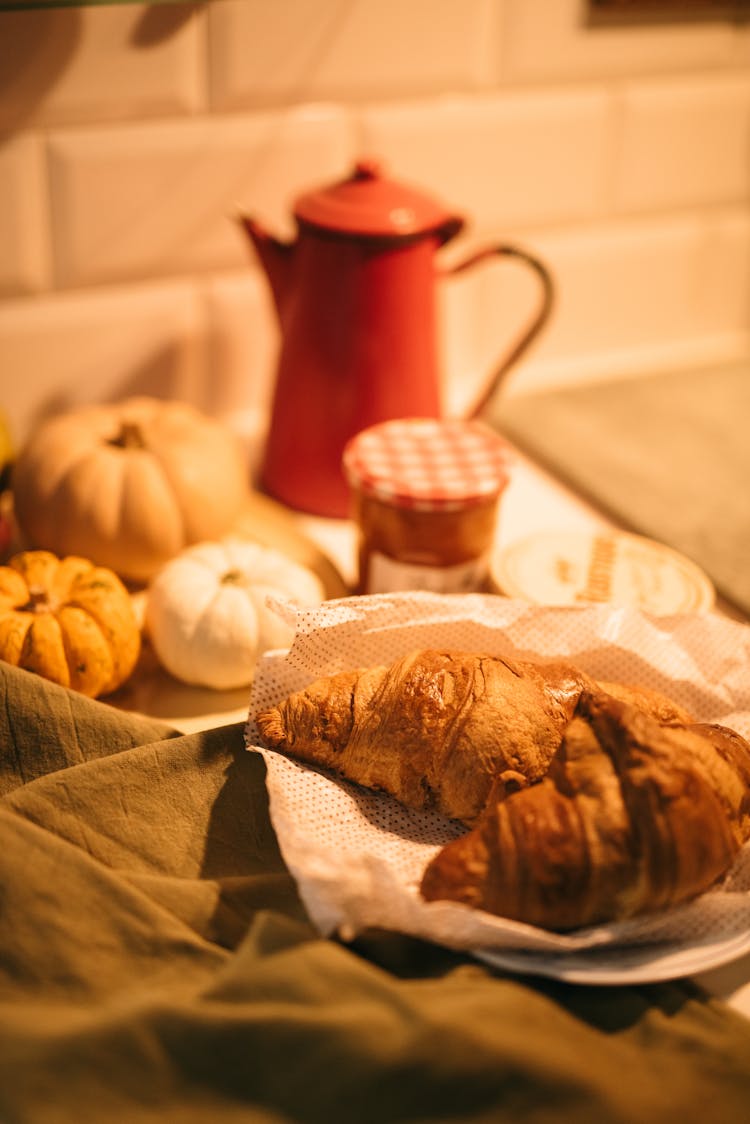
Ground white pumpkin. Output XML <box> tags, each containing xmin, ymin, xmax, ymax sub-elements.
<box><xmin>146</xmin><ymin>539</ymin><xmax>324</xmax><ymax>689</ymax></box>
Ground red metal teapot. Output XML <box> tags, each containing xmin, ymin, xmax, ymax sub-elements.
<box><xmin>240</xmin><ymin>159</ymin><xmax>554</xmax><ymax>518</ymax></box>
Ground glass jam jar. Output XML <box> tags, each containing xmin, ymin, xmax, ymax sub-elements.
<box><xmin>342</xmin><ymin>417</ymin><xmax>509</xmax><ymax>595</ymax></box>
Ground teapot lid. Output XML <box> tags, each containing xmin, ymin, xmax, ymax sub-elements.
<box><xmin>293</xmin><ymin>159</ymin><xmax>463</xmax><ymax>241</ymax></box>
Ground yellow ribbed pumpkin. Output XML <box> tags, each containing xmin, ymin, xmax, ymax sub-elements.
<box><xmin>0</xmin><ymin>550</ymin><xmax>141</xmax><ymax>698</ymax></box>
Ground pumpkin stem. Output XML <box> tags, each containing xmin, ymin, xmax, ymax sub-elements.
<box><xmin>110</xmin><ymin>421</ymin><xmax>146</xmax><ymax>450</ymax></box>
<box><xmin>220</xmin><ymin>569</ymin><xmax>246</xmax><ymax>587</ymax></box>
<box><xmin>22</xmin><ymin>585</ymin><xmax>52</xmax><ymax>613</ymax></box>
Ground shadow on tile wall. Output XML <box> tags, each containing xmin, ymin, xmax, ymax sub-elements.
<box><xmin>27</xmin><ymin>340</ymin><xmax>198</xmax><ymax>435</ymax></box>
<box><xmin>129</xmin><ymin>1</ymin><xmax>202</xmax><ymax>49</ymax></box>
<box><xmin>0</xmin><ymin>10</ymin><xmax>81</xmax><ymax>133</ymax></box>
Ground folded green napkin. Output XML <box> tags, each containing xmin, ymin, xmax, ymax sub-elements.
<box><xmin>1</xmin><ymin>661</ymin><xmax>749</xmax><ymax>1123</ymax></box>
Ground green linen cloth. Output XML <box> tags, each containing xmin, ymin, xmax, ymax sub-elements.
<box><xmin>1</xmin><ymin>660</ymin><xmax>749</xmax><ymax>1123</ymax></box>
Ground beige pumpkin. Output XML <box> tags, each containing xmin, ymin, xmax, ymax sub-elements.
<box><xmin>146</xmin><ymin>538</ymin><xmax>324</xmax><ymax>690</ymax></box>
<box><xmin>0</xmin><ymin>550</ymin><xmax>141</xmax><ymax>698</ymax></box>
<box><xmin>12</xmin><ymin>397</ymin><xmax>249</xmax><ymax>583</ymax></box>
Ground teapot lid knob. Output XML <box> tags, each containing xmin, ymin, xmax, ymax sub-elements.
<box><xmin>294</xmin><ymin>158</ymin><xmax>463</xmax><ymax>242</ymax></box>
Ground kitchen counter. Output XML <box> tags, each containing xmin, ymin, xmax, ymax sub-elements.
<box><xmin>491</xmin><ymin>361</ymin><xmax>750</xmax><ymax>619</ymax></box>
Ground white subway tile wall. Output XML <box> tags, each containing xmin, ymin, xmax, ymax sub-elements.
<box><xmin>358</xmin><ymin>89</ymin><xmax>613</xmax><ymax>229</ymax></box>
<box><xmin>0</xmin><ymin>281</ymin><xmax>204</xmax><ymax>441</ymax></box>
<box><xmin>498</xmin><ymin>0</ymin><xmax>750</xmax><ymax>81</ymax></box>
<box><xmin>47</xmin><ymin>106</ymin><xmax>352</xmax><ymax>286</ymax></box>
<box><xmin>0</xmin><ymin>0</ymin><xmax>749</xmax><ymax>450</ymax></box>
<box><xmin>208</xmin><ymin>0</ymin><xmax>498</xmax><ymax>108</ymax></box>
<box><xmin>0</xmin><ymin>134</ymin><xmax>50</xmax><ymax>296</ymax></box>
<box><xmin>614</xmin><ymin>74</ymin><xmax>750</xmax><ymax>213</ymax></box>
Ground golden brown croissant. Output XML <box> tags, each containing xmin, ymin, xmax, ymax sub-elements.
<box><xmin>420</xmin><ymin>691</ymin><xmax>750</xmax><ymax>930</ymax></box>
<box><xmin>256</xmin><ymin>648</ymin><xmax>692</xmax><ymax>824</ymax></box>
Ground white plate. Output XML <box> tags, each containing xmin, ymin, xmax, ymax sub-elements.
<box><xmin>476</xmin><ymin>927</ymin><xmax>750</xmax><ymax>986</ymax></box>
<box><xmin>491</xmin><ymin>529</ymin><xmax>715</xmax><ymax>615</ymax></box>
<box><xmin>256</xmin><ymin>744</ymin><xmax>750</xmax><ymax>987</ymax></box>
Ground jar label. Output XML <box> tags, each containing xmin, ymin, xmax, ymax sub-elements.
<box><xmin>366</xmin><ymin>551</ymin><xmax>489</xmax><ymax>595</ymax></box>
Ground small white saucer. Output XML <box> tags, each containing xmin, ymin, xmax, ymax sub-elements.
<box><xmin>491</xmin><ymin>529</ymin><xmax>715</xmax><ymax>616</ymax></box>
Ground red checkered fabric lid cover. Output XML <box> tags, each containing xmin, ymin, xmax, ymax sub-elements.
<box><xmin>342</xmin><ymin>417</ymin><xmax>509</xmax><ymax>511</ymax></box>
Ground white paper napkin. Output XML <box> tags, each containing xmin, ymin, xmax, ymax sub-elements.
<box><xmin>245</xmin><ymin>592</ymin><xmax>750</xmax><ymax>983</ymax></box>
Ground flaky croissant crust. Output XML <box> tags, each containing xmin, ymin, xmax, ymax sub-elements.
<box><xmin>421</xmin><ymin>690</ymin><xmax>750</xmax><ymax>930</ymax></box>
<box><xmin>257</xmin><ymin>648</ymin><xmax>692</xmax><ymax>824</ymax></box>
<box><xmin>256</xmin><ymin>648</ymin><xmax>750</xmax><ymax>930</ymax></box>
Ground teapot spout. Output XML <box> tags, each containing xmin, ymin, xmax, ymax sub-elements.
<box><xmin>238</xmin><ymin>215</ymin><xmax>294</xmax><ymax>319</ymax></box>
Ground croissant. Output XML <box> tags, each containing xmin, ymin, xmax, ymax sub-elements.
<box><xmin>420</xmin><ymin>690</ymin><xmax>750</xmax><ymax>930</ymax></box>
<box><xmin>256</xmin><ymin>648</ymin><xmax>692</xmax><ymax>824</ymax></box>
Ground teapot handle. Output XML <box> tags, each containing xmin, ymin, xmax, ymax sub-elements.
<box><xmin>443</xmin><ymin>244</ymin><xmax>555</xmax><ymax>418</ymax></box>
